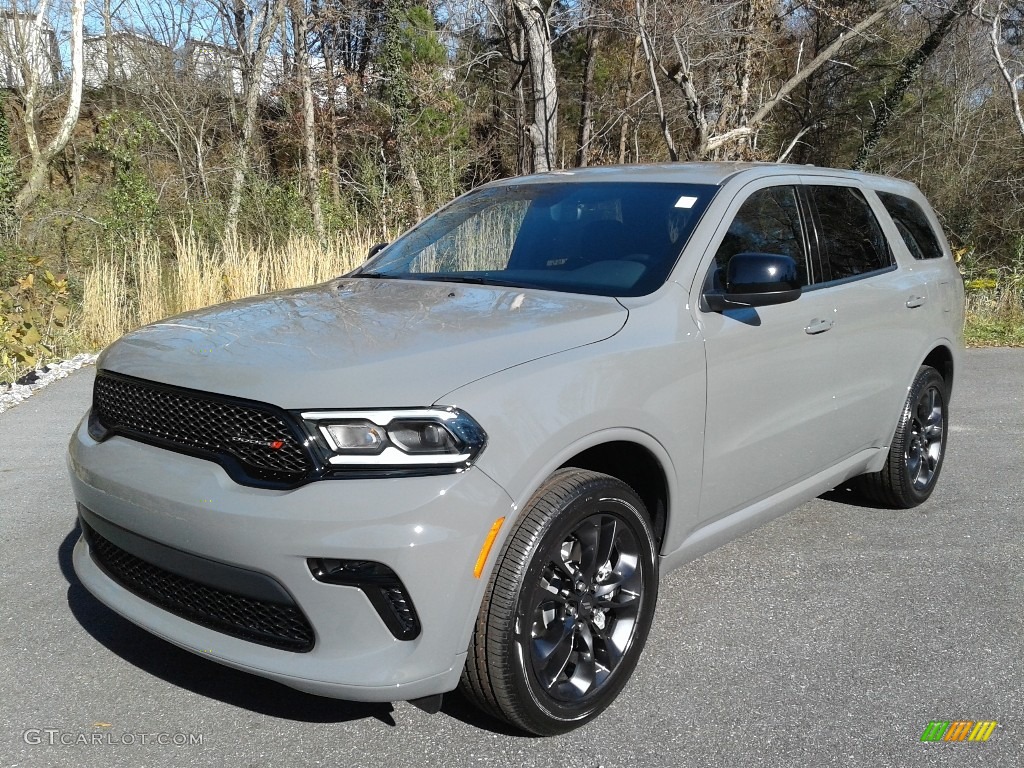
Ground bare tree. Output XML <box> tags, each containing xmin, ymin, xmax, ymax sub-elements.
<box><xmin>574</xmin><ymin>0</ymin><xmax>601</xmax><ymax>166</ymax></box>
<box><xmin>610</xmin><ymin>30</ymin><xmax>641</xmax><ymax>164</ymax></box>
<box><xmin>636</xmin><ymin>0</ymin><xmax>899</xmax><ymax>160</ymax></box>
<box><xmin>853</xmin><ymin>0</ymin><xmax>978</xmax><ymax>170</ymax></box>
<box><xmin>118</xmin><ymin>0</ymin><xmax>225</xmax><ymax>204</ymax></box>
<box><xmin>13</xmin><ymin>0</ymin><xmax>86</xmax><ymax>213</ymax></box>
<box><xmin>636</xmin><ymin>0</ymin><xmax>678</xmax><ymax>160</ymax></box>
<box><xmin>219</xmin><ymin>0</ymin><xmax>285</xmax><ymax>241</ymax></box>
<box><xmin>988</xmin><ymin>0</ymin><xmax>1024</xmax><ymax>137</ymax></box>
<box><xmin>508</xmin><ymin>0</ymin><xmax>557</xmax><ymax>172</ymax></box>
<box><xmin>291</xmin><ymin>0</ymin><xmax>324</xmax><ymax>238</ymax></box>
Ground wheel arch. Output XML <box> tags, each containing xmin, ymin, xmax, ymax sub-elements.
<box><xmin>556</xmin><ymin>439</ymin><xmax>670</xmax><ymax>551</ymax></box>
<box><xmin>922</xmin><ymin>343</ymin><xmax>955</xmax><ymax>397</ymax></box>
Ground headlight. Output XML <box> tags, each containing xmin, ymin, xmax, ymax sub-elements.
<box><xmin>300</xmin><ymin>407</ymin><xmax>487</xmax><ymax>471</ymax></box>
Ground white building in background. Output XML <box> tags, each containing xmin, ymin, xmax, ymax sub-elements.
<box><xmin>178</xmin><ymin>39</ymin><xmax>243</xmax><ymax>96</ymax></box>
<box><xmin>176</xmin><ymin>43</ymin><xmax>334</xmax><ymax>103</ymax></box>
<box><xmin>0</xmin><ymin>11</ymin><xmax>60</xmax><ymax>88</ymax></box>
<box><xmin>83</xmin><ymin>32</ymin><xmax>173</xmax><ymax>87</ymax></box>
<box><xmin>257</xmin><ymin>52</ymin><xmax>341</xmax><ymax>103</ymax></box>
<box><xmin>0</xmin><ymin>14</ymin><xmax>351</xmax><ymax>108</ymax></box>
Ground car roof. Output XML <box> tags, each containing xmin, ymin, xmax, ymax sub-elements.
<box><xmin>484</xmin><ymin>162</ymin><xmax>916</xmax><ymax>191</ymax></box>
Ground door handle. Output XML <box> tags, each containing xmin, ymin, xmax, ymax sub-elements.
<box><xmin>804</xmin><ymin>319</ymin><xmax>834</xmax><ymax>335</ymax></box>
<box><xmin>906</xmin><ymin>295</ymin><xmax>927</xmax><ymax>308</ymax></box>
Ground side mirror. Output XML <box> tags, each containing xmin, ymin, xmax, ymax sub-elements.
<box><xmin>704</xmin><ymin>252</ymin><xmax>801</xmax><ymax>312</ymax></box>
<box><xmin>366</xmin><ymin>243</ymin><xmax>389</xmax><ymax>260</ymax></box>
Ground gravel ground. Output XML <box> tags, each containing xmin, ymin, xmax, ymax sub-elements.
<box><xmin>0</xmin><ymin>354</ymin><xmax>97</xmax><ymax>414</ymax></box>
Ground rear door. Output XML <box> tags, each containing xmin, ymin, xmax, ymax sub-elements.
<box><xmin>802</xmin><ymin>180</ymin><xmax>930</xmax><ymax>452</ymax></box>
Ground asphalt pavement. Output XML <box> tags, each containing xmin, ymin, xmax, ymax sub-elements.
<box><xmin>1</xmin><ymin>349</ymin><xmax>1021</xmax><ymax>767</ymax></box>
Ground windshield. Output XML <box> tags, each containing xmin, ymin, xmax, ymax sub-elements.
<box><xmin>354</xmin><ymin>181</ymin><xmax>718</xmax><ymax>297</ymax></box>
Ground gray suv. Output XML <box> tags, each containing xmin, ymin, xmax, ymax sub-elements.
<box><xmin>68</xmin><ymin>163</ymin><xmax>964</xmax><ymax>735</ymax></box>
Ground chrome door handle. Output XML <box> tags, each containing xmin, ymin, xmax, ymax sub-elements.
<box><xmin>906</xmin><ymin>295</ymin><xmax>927</xmax><ymax>308</ymax></box>
<box><xmin>804</xmin><ymin>319</ymin><xmax>834</xmax><ymax>335</ymax></box>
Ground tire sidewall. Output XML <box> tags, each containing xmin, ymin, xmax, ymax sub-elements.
<box><xmin>508</xmin><ymin>478</ymin><xmax>659</xmax><ymax>730</ymax></box>
<box><xmin>899</xmin><ymin>367</ymin><xmax>948</xmax><ymax>505</ymax></box>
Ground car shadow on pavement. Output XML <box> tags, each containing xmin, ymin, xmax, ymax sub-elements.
<box><xmin>818</xmin><ymin>482</ymin><xmax>888</xmax><ymax>508</ymax></box>
<box><xmin>435</xmin><ymin>691</ymin><xmax>528</xmax><ymax>737</ymax></box>
<box><xmin>58</xmin><ymin>524</ymin><xmax>401</xmax><ymax>726</ymax></box>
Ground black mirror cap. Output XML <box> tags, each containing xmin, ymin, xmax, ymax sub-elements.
<box><xmin>704</xmin><ymin>252</ymin><xmax>802</xmax><ymax>311</ymax></box>
<box><xmin>727</xmin><ymin>252</ymin><xmax>799</xmax><ymax>292</ymax></box>
<box><xmin>366</xmin><ymin>243</ymin><xmax>389</xmax><ymax>261</ymax></box>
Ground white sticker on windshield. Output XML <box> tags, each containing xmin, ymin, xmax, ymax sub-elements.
<box><xmin>674</xmin><ymin>196</ymin><xmax>698</xmax><ymax>209</ymax></box>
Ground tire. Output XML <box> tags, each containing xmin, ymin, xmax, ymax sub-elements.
<box><xmin>856</xmin><ymin>365</ymin><xmax>948</xmax><ymax>508</ymax></box>
<box><xmin>460</xmin><ymin>468</ymin><xmax>659</xmax><ymax>735</ymax></box>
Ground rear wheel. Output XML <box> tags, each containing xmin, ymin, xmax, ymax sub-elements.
<box><xmin>856</xmin><ymin>365</ymin><xmax>948</xmax><ymax>508</ymax></box>
<box><xmin>460</xmin><ymin>468</ymin><xmax>659</xmax><ymax>735</ymax></box>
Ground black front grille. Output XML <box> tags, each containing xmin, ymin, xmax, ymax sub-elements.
<box><xmin>92</xmin><ymin>371</ymin><xmax>314</xmax><ymax>486</ymax></box>
<box><xmin>83</xmin><ymin>521</ymin><xmax>315</xmax><ymax>652</ymax></box>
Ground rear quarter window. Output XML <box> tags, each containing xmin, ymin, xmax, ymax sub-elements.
<box><xmin>809</xmin><ymin>185</ymin><xmax>892</xmax><ymax>282</ymax></box>
<box><xmin>877</xmin><ymin>191</ymin><xmax>945</xmax><ymax>260</ymax></box>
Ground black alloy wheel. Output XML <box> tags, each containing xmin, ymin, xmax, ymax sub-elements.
<box><xmin>856</xmin><ymin>365</ymin><xmax>948</xmax><ymax>508</ymax></box>
<box><xmin>460</xmin><ymin>468</ymin><xmax>659</xmax><ymax>735</ymax></box>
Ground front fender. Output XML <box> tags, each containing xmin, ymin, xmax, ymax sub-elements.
<box><xmin>440</xmin><ymin>293</ymin><xmax>707</xmax><ymax>572</ymax></box>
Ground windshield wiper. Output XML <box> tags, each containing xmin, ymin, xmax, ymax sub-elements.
<box><xmin>415</xmin><ymin>274</ymin><xmax>529</xmax><ymax>288</ymax></box>
<box><xmin>417</xmin><ymin>275</ymin><xmax>487</xmax><ymax>285</ymax></box>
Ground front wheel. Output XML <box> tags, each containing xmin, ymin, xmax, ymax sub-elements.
<box><xmin>856</xmin><ymin>365</ymin><xmax>948</xmax><ymax>508</ymax></box>
<box><xmin>460</xmin><ymin>469</ymin><xmax>659</xmax><ymax>735</ymax></box>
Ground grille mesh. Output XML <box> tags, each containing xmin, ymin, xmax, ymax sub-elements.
<box><xmin>84</xmin><ymin>522</ymin><xmax>315</xmax><ymax>652</ymax></box>
<box><xmin>93</xmin><ymin>372</ymin><xmax>312</xmax><ymax>484</ymax></box>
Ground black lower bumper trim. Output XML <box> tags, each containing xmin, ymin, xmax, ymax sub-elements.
<box><xmin>78</xmin><ymin>504</ymin><xmax>315</xmax><ymax>652</ymax></box>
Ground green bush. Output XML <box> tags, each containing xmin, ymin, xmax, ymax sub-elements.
<box><xmin>1</xmin><ymin>257</ymin><xmax>72</xmax><ymax>382</ymax></box>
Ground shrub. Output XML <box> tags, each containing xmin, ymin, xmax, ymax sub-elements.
<box><xmin>1</xmin><ymin>257</ymin><xmax>74</xmax><ymax>382</ymax></box>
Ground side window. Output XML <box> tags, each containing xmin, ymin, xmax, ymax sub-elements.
<box><xmin>877</xmin><ymin>191</ymin><xmax>945</xmax><ymax>260</ymax></box>
<box><xmin>712</xmin><ymin>186</ymin><xmax>810</xmax><ymax>287</ymax></box>
<box><xmin>810</xmin><ymin>186</ymin><xmax>892</xmax><ymax>281</ymax></box>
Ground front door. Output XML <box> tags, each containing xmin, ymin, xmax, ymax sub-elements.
<box><xmin>697</xmin><ymin>181</ymin><xmax>846</xmax><ymax>522</ymax></box>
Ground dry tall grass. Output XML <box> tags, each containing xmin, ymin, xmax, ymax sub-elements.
<box><xmin>82</xmin><ymin>258</ymin><xmax>133</xmax><ymax>347</ymax></box>
<box><xmin>82</xmin><ymin>230</ymin><xmax>376</xmax><ymax>347</ymax></box>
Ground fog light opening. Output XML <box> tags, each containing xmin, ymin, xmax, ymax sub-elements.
<box><xmin>307</xmin><ymin>557</ymin><xmax>421</xmax><ymax>640</ymax></box>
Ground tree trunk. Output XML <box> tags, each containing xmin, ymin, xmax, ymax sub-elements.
<box><xmin>714</xmin><ymin>0</ymin><xmax>767</xmax><ymax>160</ymax></box>
<box><xmin>575</xmin><ymin>27</ymin><xmax>601</xmax><ymax>167</ymax></box>
<box><xmin>618</xmin><ymin>35</ymin><xmax>640</xmax><ymax>164</ymax></box>
<box><xmin>15</xmin><ymin>0</ymin><xmax>86</xmax><ymax>214</ymax></box>
<box><xmin>990</xmin><ymin>2</ymin><xmax>1024</xmax><ymax>139</ymax></box>
<box><xmin>397</xmin><ymin>133</ymin><xmax>426</xmax><ymax>220</ymax></box>
<box><xmin>292</xmin><ymin>0</ymin><xmax>325</xmax><ymax>239</ymax></box>
<box><xmin>636</xmin><ymin>0</ymin><xmax>679</xmax><ymax>161</ymax></box>
<box><xmin>316</xmin><ymin>10</ymin><xmax>343</xmax><ymax>207</ymax></box>
<box><xmin>509</xmin><ymin>29</ymin><xmax>529</xmax><ymax>175</ymax></box>
<box><xmin>510</xmin><ymin>0</ymin><xmax>558</xmax><ymax>172</ymax></box>
<box><xmin>104</xmin><ymin>0</ymin><xmax>116</xmax><ymax>105</ymax></box>
<box><xmin>852</xmin><ymin>0</ymin><xmax>973</xmax><ymax>170</ymax></box>
<box><xmin>224</xmin><ymin>0</ymin><xmax>284</xmax><ymax>242</ymax></box>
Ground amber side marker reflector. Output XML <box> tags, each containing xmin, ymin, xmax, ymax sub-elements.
<box><xmin>474</xmin><ymin>517</ymin><xmax>505</xmax><ymax>578</ymax></box>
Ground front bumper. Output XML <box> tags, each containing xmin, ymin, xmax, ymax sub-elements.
<box><xmin>68</xmin><ymin>413</ymin><xmax>514</xmax><ymax>701</ymax></box>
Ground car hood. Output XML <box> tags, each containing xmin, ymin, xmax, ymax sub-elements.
<box><xmin>98</xmin><ymin>278</ymin><xmax>628</xmax><ymax>408</ymax></box>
